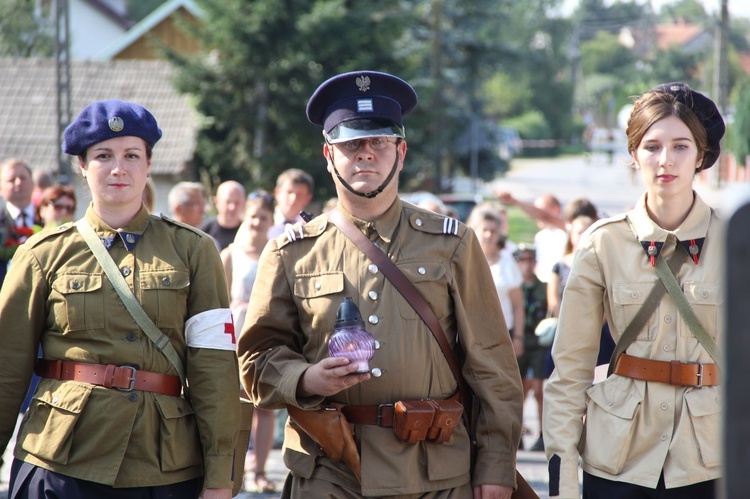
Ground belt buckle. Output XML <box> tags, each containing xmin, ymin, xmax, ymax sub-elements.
<box><xmin>116</xmin><ymin>365</ymin><xmax>137</xmax><ymax>392</ymax></box>
<box><xmin>686</xmin><ymin>361</ymin><xmax>704</xmax><ymax>388</ymax></box>
<box><xmin>377</xmin><ymin>403</ymin><xmax>394</xmax><ymax>426</ymax></box>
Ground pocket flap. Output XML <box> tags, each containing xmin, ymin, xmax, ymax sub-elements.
<box><xmin>140</xmin><ymin>269</ymin><xmax>190</xmax><ymax>290</ymax></box>
<box><xmin>683</xmin><ymin>282</ymin><xmax>722</xmax><ymax>305</ymax></box>
<box><xmin>397</xmin><ymin>262</ymin><xmax>446</xmax><ymax>283</ymax></box>
<box><xmin>51</xmin><ymin>274</ymin><xmax>102</xmax><ymax>294</ymax></box>
<box><xmin>294</xmin><ymin>273</ymin><xmax>344</xmax><ymax>298</ymax></box>
<box><xmin>154</xmin><ymin>393</ymin><xmax>195</xmax><ymax>419</ymax></box>
<box><xmin>35</xmin><ymin>381</ymin><xmax>93</xmax><ymax>413</ymax></box>
<box><xmin>613</xmin><ymin>282</ymin><xmax>655</xmax><ymax>305</ymax></box>
<box><xmin>684</xmin><ymin>388</ymin><xmax>721</xmax><ymax>417</ymax></box>
<box><xmin>586</xmin><ymin>380</ymin><xmax>640</xmax><ymax>420</ymax></box>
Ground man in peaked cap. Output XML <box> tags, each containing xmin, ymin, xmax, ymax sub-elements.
<box><xmin>238</xmin><ymin>70</ymin><xmax>523</xmax><ymax>498</ymax></box>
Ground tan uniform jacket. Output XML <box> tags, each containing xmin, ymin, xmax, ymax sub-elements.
<box><xmin>238</xmin><ymin>198</ymin><xmax>523</xmax><ymax>497</ymax></box>
<box><xmin>544</xmin><ymin>193</ymin><xmax>722</xmax><ymax>497</ymax></box>
<box><xmin>0</xmin><ymin>205</ymin><xmax>240</xmax><ymax>488</ymax></box>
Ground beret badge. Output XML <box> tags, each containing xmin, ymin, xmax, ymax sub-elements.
<box><xmin>108</xmin><ymin>116</ymin><xmax>124</xmax><ymax>132</ymax></box>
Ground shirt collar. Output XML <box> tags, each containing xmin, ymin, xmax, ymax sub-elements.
<box><xmin>628</xmin><ymin>192</ymin><xmax>712</xmax><ymax>265</ymax></box>
<box><xmin>627</xmin><ymin>191</ymin><xmax>711</xmax><ymax>242</ymax></box>
<box><xmin>337</xmin><ymin>197</ymin><xmax>402</xmax><ymax>244</ymax></box>
<box><xmin>5</xmin><ymin>202</ymin><xmax>34</xmax><ymax>223</ymax></box>
<box><xmin>84</xmin><ymin>203</ymin><xmax>151</xmax><ymax>251</ymax></box>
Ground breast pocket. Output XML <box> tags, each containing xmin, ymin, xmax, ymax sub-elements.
<box><xmin>680</xmin><ymin>283</ymin><xmax>721</xmax><ymax>339</ymax></box>
<box><xmin>612</xmin><ymin>283</ymin><xmax>658</xmax><ymax>341</ymax></box>
<box><xmin>294</xmin><ymin>272</ymin><xmax>344</xmax><ymax>334</ymax></box>
<box><xmin>51</xmin><ymin>273</ymin><xmax>105</xmax><ymax>332</ymax></box>
<box><xmin>140</xmin><ymin>269</ymin><xmax>190</xmax><ymax>329</ymax></box>
<box><xmin>396</xmin><ymin>262</ymin><xmax>450</xmax><ymax>321</ymax></box>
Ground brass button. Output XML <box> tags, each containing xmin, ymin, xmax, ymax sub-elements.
<box><xmin>418</xmin><ymin>267</ymin><xmax>426</xmax><ymax>275</ymax></box>
<box><xmin>368</xmin><ymin>264</ymin><xmax>379</xmax><ymax>274</ymax></box>
<box><xmin>415</xmin><ymin>218</ymin><xmax>423</xmax><ymax>227</ymax></box>
<box><xmin>121</xmin><ymin>267</ymin><xmax>131</xmax><ymax>277</ymax></box>
<box><xmin>368</xmin><ymin>315</ymin><xmax>379</xmax><ymax>325</ymax></box>
<box><xmin>71</xmin><ymin>280</ymin><xmax>81</xmax><ymax>290</ymax></box>
<box><xmin>162</xmin><ymin>276</ymin><xmax>171</xmax><ymax>286</ymax></box>
<box><xmin>369</xmin><ymin>291</ymin><xmax>378</xmax><ymax>300</ymax></box>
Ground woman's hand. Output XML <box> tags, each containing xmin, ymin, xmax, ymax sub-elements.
<box><xmin>297</xmin><ymin>357</ymin><xmax>371</xmax><ymax>397</ymax></box>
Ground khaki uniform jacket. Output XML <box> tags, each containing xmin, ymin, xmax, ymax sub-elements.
<box><xmin>238</xmin><ymin>198</ymin><xmax>523</xmax><ymax>497</ymax></box>
<box><xmin>0</xmin><ymin>205</ymin><xmax>240</xmax><ymax>488</ymax></box>
<box><xmin>544</xmin><ymin>193</ymin><xmax>721</xmax><ymax>497</ymax></box>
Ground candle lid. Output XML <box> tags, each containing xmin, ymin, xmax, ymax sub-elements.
<box><xmin>335</xmin><ymin>297</ymin><xmax>365</xmax><ymax>328</ymax></box>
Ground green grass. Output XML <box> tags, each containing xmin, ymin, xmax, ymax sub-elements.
<box><xmin>506</xmin><ymin>205</ymin><xmax>539</xmax><ymax>246</ymax></box>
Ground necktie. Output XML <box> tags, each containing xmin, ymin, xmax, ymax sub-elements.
<box><xmin>19</xmin><ymin>212</ymin><xmax>28</xmax><ymax>228</ymax></box>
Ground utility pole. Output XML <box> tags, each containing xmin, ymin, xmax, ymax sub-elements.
<box><xmin>55</xmin><ymin>0</ymin><xmax>72</xmax><ymax>185</ymax></box>
<box><xmin>711</xmin><ymin>0</ymin><xmax>729</xmax><ymax>188</ymax></box>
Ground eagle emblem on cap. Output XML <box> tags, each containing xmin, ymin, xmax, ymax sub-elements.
<box><xmin>108</xmin><ymin>116</ymin><xmax>124</xmax><ymax>132</ymax></box>
<box><xmin>356</xmin><ymin>75</ymin><xmax>371</xmax><ymax>92</ymax></box>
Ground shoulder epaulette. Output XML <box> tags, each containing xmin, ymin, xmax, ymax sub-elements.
<box><xmin>408</xmin><ymin>213</ymin><xmax>463</xmax><ymax>237</ymax></box>
<box><xmin>588</xmin><ymin>212</ymin><xmax>627</xmax><ymax>233</ymax></box>
<box><xmin>160</xmin><ymin>214</ymin><xmax>206</xmax><ymax>236</ymax></box>
<box><xmin>24</xmin><ymin>223</ymin><xmax>75</xmax><ymax>248</ymax></box>
<box><xmin>277</xmin><ymin>215</ymin><xmax>329</xmax><ymax>248</ymax></box>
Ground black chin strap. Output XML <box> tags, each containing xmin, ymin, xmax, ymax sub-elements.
<box><xmin>330</xmin><ymin>147</ymin><xmax>401</xmax><ymax>199</ymax></box>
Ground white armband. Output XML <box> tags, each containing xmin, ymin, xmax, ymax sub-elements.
<box><xmin>185</xmin><ymin>308</ymin><xmax>236</xmax><ymax>350</ymax></box>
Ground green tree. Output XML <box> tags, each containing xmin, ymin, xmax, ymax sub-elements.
<box><xmin>0</xmin><ymin>0</ymin><xmax>54</xmax><ymax>57</ymax></box>
<box><xmin>170</xmin><ymin>0</ymin><xmax>415</xmax><ymax>199</ymax></box>
<box><xmin>127</xmin><ymin>0</ymin><xmax>168</xmax><ymax>22</ymax></box>
<box><xmin>659</xmin><ymin>0</ymin><xmax>707</xmax><ymax>24</ymax></box>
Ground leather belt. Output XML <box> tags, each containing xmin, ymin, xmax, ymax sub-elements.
<box><xmin>341</xmin><ymin>393</ymin><xmax>462</xmax><ymax>427</ymax></box>
<box><xmin>613</xmin><ymin>353</ymin><xmax>719</xmax><ymax>387</ymax></box>
<box><xmin>35</xmin><ymin>359</ymin><xmax>182</xmax><ymax>397</ymax></box>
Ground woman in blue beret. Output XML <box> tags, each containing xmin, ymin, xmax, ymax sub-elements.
<box><xmin>544</xmin><ymin>83</ymin><xmax>724</xmax><ymax>498</ymax></box>
<box><xmin>0</xmin><ymin>100</ymin><xmax>240</xmax><ymax>498</ymax></box>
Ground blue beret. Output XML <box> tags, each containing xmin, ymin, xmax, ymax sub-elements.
<box><xmin>652</xmin><ymin>82</ymin><xmax>725</xmax><ymax>170</ymax></box>
<box><xmin>306</xmin><ymin>71</ymin><xmax>417</xmax><ymax>142</ymax></box>
<box><xmin>63</xmin><ymin>99</ymin><xmax>162</xmax><ymax>156</ymax></box>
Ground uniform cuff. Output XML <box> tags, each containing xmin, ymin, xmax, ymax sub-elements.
<box><xmin>473</xmin><ymin>451</ymin><xmax>516</xmax><ymax>488</ymax></box>
<box><xmin>548</xmin><ymin>453</ymin><xmax>580</xmax><ymax>498</ymax></box>
<box><xmin>203</xmin><ymin>454</ymin><xmax>235</xmax><ymax>489</ymax></box>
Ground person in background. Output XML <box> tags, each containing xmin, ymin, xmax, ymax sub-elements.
<box><xmin>220</xmin><ymin>192</ymin><xmax>277</xmax><ymax>494</ymax></box>
<box><xmin>36</xmin><ymin>185</ymin><xmax>77</xmax><ymax>229</ymax></box>
<box><xmin>267</xmin><ymin>169</ymin><xmax>314</xmax><ymax>239</ymax></box>
<box><xmin>238</xmin><ymin>70</ymin><xmax>523</xmax><ymax>497</ymax></box>
<box><xmin>466</xmin><ymin>202</ymin><xmax>525</xmax><ymax>363</ymax></box>
<box><xmin>0</xmin><ymin>158</ymin><xmax>40</xmax><ymax>288</ymax></box>
<box><xmin>514</xmin><ymin>244</ymin><xmax>549</xmax><ymax>452</ymax></box>
<box><xmin>0</xmin><ymin>99</ymin><xmax>240</xmax><ymax>498</ymax></box>
<box><xmin>547</xmin><ymin>215</ymin><xmax>596</xmax><ymax>319</ymax></box>
<box><xmin>544</xmin><ymin>82</ymin><xmax>725</xmax><ymax>498</ymax></box>
<box><xmin>168</xmin><ymin>181</ymin><xmax>209</xmax><ymax>228</ymax></box>
<box><xmin>31</xmin><ymin>168</ymin><xmax>55</xmax><ymax>208</ymax></box>
<box><xmin>201</xmin><ymin>180</ymin><xmax>246</xmax><ymax>250</ymax></box>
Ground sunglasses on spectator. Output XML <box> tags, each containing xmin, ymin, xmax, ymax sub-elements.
<box><xmin>48</xmin><ymin>201</ymin><xmax>76</xmax><ymax>214</ymax></box>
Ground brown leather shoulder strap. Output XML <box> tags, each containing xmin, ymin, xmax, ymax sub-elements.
<box><xmin>328</xmin><ymin>209</ymin><xmax>468</xmax><ymax>399</ymax></box>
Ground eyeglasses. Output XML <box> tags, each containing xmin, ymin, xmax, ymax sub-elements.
<box><xmin>337</xmin><ymin>137</ymin><xmax>396</xmax><ymax>152</ymax></box>
<box><xmin>49</xmin><ymin>202</ymin><xmax>75</xmax><ymax>214</ymax></box>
